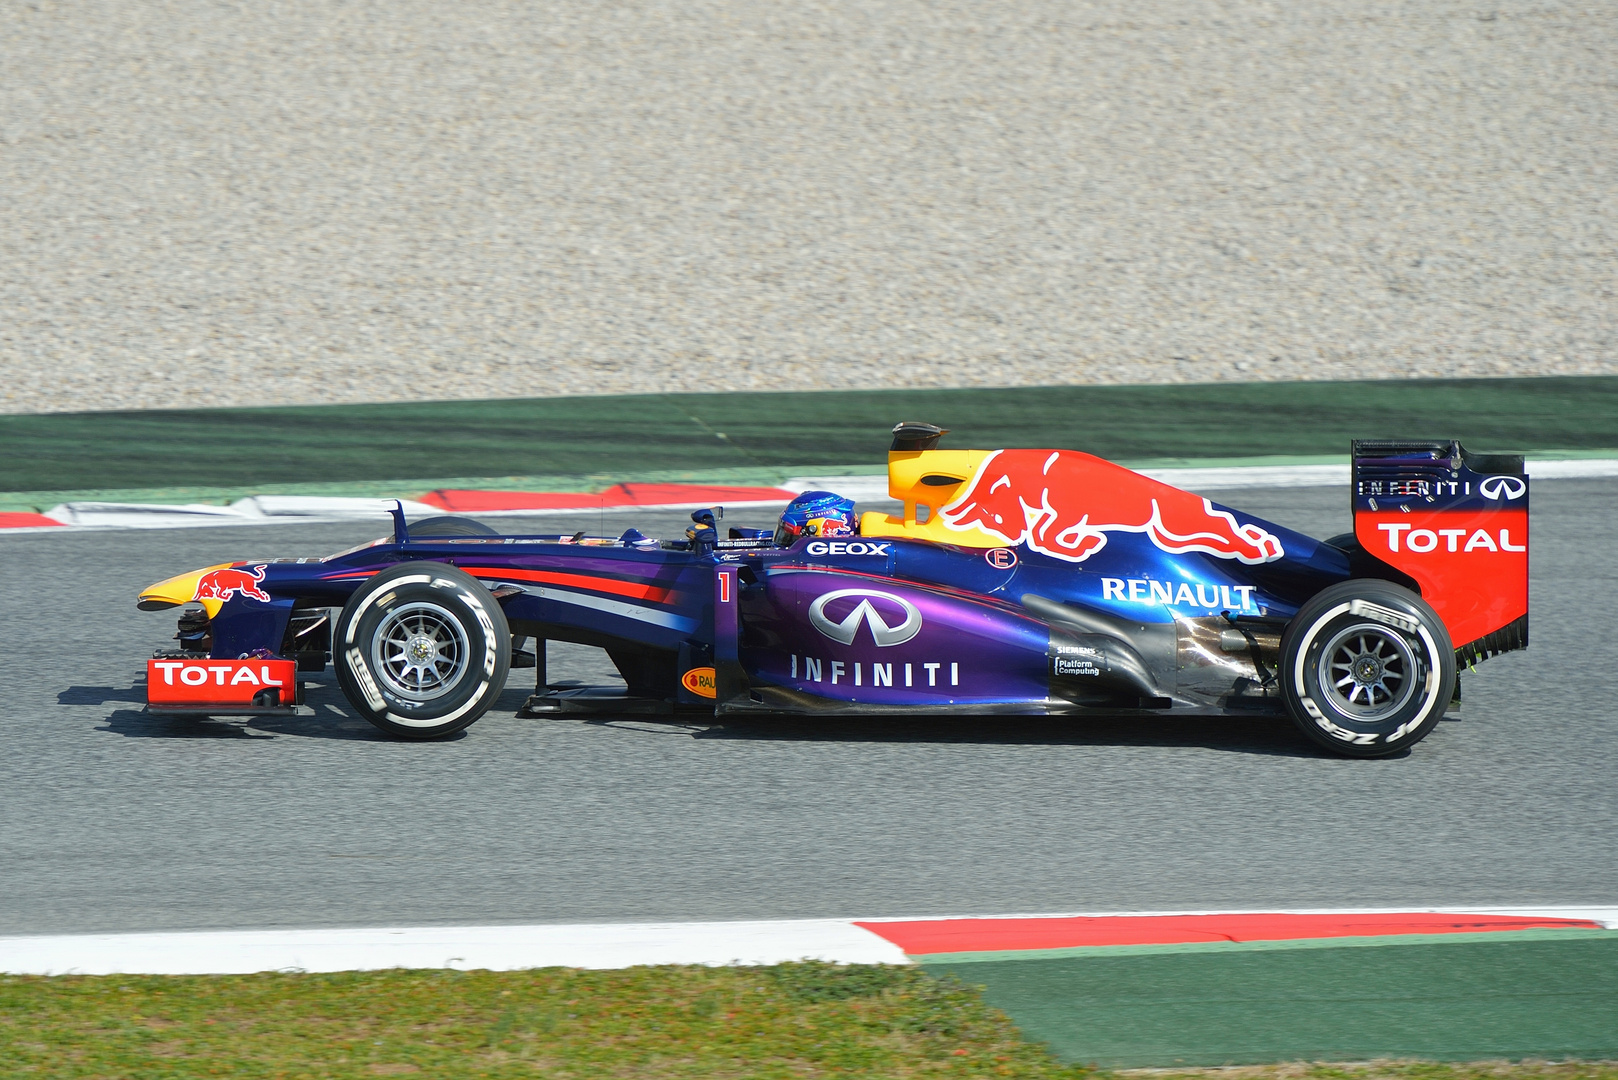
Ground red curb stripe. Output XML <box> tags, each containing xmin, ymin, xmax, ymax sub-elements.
<box><xmin>854</xmin><ymin>913</ymin><xmax>1605</xmax><ymax>955</ymax></box>
<box><xmin>421</xmin><ymin>482</ymin><xmax>796</xmax><ymax>513</ymax></box>
<box><xmin>0</xmin><ymin>512</ymin><xmax>64</xmax><ymax>529</ymax></box>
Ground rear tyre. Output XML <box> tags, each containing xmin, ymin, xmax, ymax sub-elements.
<box><xmin>1280</xmin><ymin>579</ymin><xmax>1454</xmax><ymax>757</ymax></box>
<box><xmin>334</xmin><ymin>563</ymin><xmax>511</xmax><ymax>739</ymax></box>
<box><xmin>407</xmin><ymin>515</ymin><xmax>499</xmax><ymax>538</ymax></box>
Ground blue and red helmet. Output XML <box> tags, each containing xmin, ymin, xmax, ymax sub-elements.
<box><xmin>775</xmin><ymin>490</ymin><xmax>857</xmax><ymax>547</ymax></box>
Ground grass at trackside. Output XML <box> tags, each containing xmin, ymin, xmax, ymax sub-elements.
<box><xmin>0</xmin><ymin>962</ymin><xmax>1097</xmax><ymax>1079</ymax></box>
<box><xmin>3</xmin><ymin>964</ymin><xmax>1614</xmax><ymax>1080</ymax></box>
<box><xmin>925</xmin><ymin>937</ymin><xmax>1618</xmax><ymax>1069</ymax></box>
<box><xmin>2</xmin><ymin>376</ymin><xmax>1616</xmax><ymax>494</ymax></box>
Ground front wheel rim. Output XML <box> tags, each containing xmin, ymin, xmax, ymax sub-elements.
<box><xmin>371</xmin><ymin>602</ymin><xmax>470</xmax><ymax>702</ymax></box>
<box><xmin>1316</xmin><ymin>621</ymin><xmax>1419</xmax><ymax>721</ymax></box>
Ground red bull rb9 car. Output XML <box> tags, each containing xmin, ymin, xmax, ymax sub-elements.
<box><xmin>136</xmin><ymin>424</ymin><xmax>1530</xmax><ymax>757</ymax></box>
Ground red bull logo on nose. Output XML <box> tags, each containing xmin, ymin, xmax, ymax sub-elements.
<box><xmin>939</xmin><ymin>449</ymin><xmax>1285</xmax><ymax>565</ymax></box>
<box><xmin>193</xmin><ymin>564</ymin><xmax>272</xmax><ymax>603</ymax></box>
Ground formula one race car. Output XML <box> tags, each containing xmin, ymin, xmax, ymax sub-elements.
<box><xmin>136</xmin><ymin>424</ymin><xmax>1530</xmax><ymax>757</ymax></box>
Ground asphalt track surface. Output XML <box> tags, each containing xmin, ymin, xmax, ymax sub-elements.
<box><xmin>2</xmin><ymin>481</ymin><xmax>1614</xmax><ymax>937</ymax></box>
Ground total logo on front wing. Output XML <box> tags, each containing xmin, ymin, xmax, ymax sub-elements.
<box><xmin>151</xmin><ymin>660</ymin><xmax>289</xmax><ymax>689</ymax></box>
<box><xmin>147</xmin><ymin>658</ymin><xmax>298</xmax><ymax>709</ymax></box>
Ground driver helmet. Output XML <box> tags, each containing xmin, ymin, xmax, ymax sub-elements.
<box><xmin>775</xmin><ymin>490</ymin><xmax>857</xmax><ymax>547</ymax></box>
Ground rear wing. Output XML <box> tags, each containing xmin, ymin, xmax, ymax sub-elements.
<box><xmin>1352</xmin><ymin>440</ymin><xmax>1528</xmax><ymax>664</ymax></box>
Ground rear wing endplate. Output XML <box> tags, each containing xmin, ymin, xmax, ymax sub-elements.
<box><xmin>1351</xmin><ymin>440</ymin><xmax>1528</xmax><ymax>663</ymax></box>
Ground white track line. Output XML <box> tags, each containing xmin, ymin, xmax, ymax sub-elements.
<box><xmin>0</xmin><ymin>919</ymin><xmax>908</xmax><ymax>977</ymax></box>
<box><xmin>41</xmin><ymin>496</ymin><xmax>443</xmax><ymax>530</ymax></box>
<box><xmin>786</xmin><ymin>458</ymin><xmax>1618</xmax><ymax>500</ymax></box>
<box><xmin>4</xmin><ymin>458</ymin><xmax>1614</xmax><ymax>534</ymax></box>
<box><xmin>2</xmin><ymin>908</ymin><xmax>1611</xmax><ymax>976</ymax></box>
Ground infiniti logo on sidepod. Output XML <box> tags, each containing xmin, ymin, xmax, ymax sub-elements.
<box><xmin>808</xmin><ymin>589</ymin><xmax>923</xmax><ymax>647</ymax></box>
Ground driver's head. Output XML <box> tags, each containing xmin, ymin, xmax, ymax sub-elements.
<box><xmin>775</xmin><ymin>490</ymin><xmax>857</xmax><ymax>547</ymax></box>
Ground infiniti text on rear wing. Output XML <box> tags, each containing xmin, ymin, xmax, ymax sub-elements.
<box><xmin>1352</xmin><ymin>440</ymin><xmax>1528</xmax><ymax>664</ymax></box>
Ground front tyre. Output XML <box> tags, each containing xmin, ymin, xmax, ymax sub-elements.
<box><xmin>1280</xmin><ymin>580</ymin><xmax>1454</xmax><ymax>758</ymax></box>
<box><xmin>334</xmin><ymin>563</ymin><xmax>511</xmax><ymax>739</ymax></box>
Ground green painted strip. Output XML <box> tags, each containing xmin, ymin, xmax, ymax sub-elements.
<box><xmin>927</xmin><ymin>936</ymin><xmax>1618</xmax><ymax>1067</ymax></box>
<box><xmin>4</xmin><ymin>376</ymin><xmax>1617</xmax><ymax>493</ymax></box>
<box><xmin>913</xmin><ymin>926</ymin><xmax>1618</xmax><ymax>964</ymax></box>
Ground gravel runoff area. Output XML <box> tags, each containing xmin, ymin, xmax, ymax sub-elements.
<box><xmin>2</xmin><ymin>0</ymin><xmax>1614</xmax><ymax>415</ymax></box>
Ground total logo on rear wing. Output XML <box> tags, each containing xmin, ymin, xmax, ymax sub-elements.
<box><xmin>1351</xmin><ymin>440</ymin><xmax>1528</xmax><ymax>662</ymax></box>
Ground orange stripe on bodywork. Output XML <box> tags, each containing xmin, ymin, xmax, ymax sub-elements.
<box><xmin>463</xmin><ymin>567</ymin><xmax>676</xmax><ymax>605</ymax></box>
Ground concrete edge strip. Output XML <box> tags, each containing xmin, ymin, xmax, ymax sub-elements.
<box><xmin>3</xmin><ymin>457</ymin><xmax>1615</xmax><ymax>533</ymax></box>
<box><xmin>2</xmin><ymin>907</ymin><xmax>1612</xmax><ymax>977</ymax></box>
<box><xmin>0</xmin><ymin>919</ymin><xmax>911</xmax><ymax>977</ymax></box>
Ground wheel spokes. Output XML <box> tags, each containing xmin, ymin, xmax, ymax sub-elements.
<box><xmin>1317</xmin><ymin>622</ymin><xmax>1421</xmax><ymax>720</ymax></box>
<box><xmin>371</xmin><ymin>602</ymin><xmax>471</xmax><ymax>702</ymax></box>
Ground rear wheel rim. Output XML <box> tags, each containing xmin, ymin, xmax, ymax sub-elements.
<box><xmin>1316</xmin><ymin>621</ymin><xmax>1418</xmax><ymax>721</ymax></box>
<box><xmin>371</xmin><ymin>602</ymin><xmax>470</xmax><ymax>702</ymax></box>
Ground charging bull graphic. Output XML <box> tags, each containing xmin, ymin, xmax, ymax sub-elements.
<box><xmin>193</xmin><ymin>564</ymin><xmax>272</xmax><ymax>603</ymax></box>
<box><xmin>940</xmin><ymin>450</ymin><xmax>1285</xmax><ymax>564</ymax></box>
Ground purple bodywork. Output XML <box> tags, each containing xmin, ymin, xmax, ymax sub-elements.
<box><xmin>195</xmin><ymin>498</ymin><xmax>1350</xmax><ymax>716</ymax></box>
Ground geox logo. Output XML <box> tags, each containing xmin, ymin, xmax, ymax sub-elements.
<box><xmin>805</xmin><ymin>541</ymin><xmax>892</xmax><ymax>557</ymax></box>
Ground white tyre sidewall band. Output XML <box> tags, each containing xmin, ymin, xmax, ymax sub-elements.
<box><xmin>1282</xmin><ymin>582</ymin><xmax>1454</xmax><ymax>755</ymax></box>
<box><xmin>335</xmin><ymin>565</ymin><xmax>510</xmax><ymax>737</ymax></box>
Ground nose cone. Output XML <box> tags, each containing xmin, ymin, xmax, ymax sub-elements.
<box><xmin>138</xmin><ymin>563</ymin><xmax>233</xmax><ymax>616</ymax></box>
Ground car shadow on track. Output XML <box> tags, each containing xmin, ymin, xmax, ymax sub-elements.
<box><xmin>98</xmin><ymin>708</ymin><xmax>281</xmax><ymax>739</ymax></box>
<box><xmin>73</xmin><ymin>681</ymin><xmax>405</xmax><ymax>741</ymax></box>
<box><xmin>92</xmin><ymin>706</ymin><xmax>406</xmax><ymax>741</ymax></box>
<box><xmin>658</xmin><ymin>713</ymin><xmax>1373</xmax><ymax>759</ymax></box>
<box><xmin>62</xmin><ymin>685</ymin><xmax>280</xmax><ymax>742</ymax></box>
<box><xmin>69</xmin><ymin>682</ymin><xmax>1382</xmax><ymax>759</ymax></box>
<box><xmin>58</xmin><ymin>685</ymin><xmax>148</xmax><ymax>705</ymax></box>
<box><xmin>71</xmin><ymin>679</ymin><xmax>515</xmax><ymax>741</ymax></box>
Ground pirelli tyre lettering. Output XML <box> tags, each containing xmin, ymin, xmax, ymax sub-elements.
<box><xmin>1279</xmin><ymin>580</ymin><xmax>1455</xmax><ymax>757</ymax></box>
<box><xmin>333</xmin><ymin>563</ymin><xmax>511</xmax><ymax>739</ymax></box>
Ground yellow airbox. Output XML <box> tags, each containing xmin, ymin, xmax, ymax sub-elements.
<box><xmin>859</xmin><ymin>449</ymin><xmax>1003</xmax><ymax>547</ymax></box>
